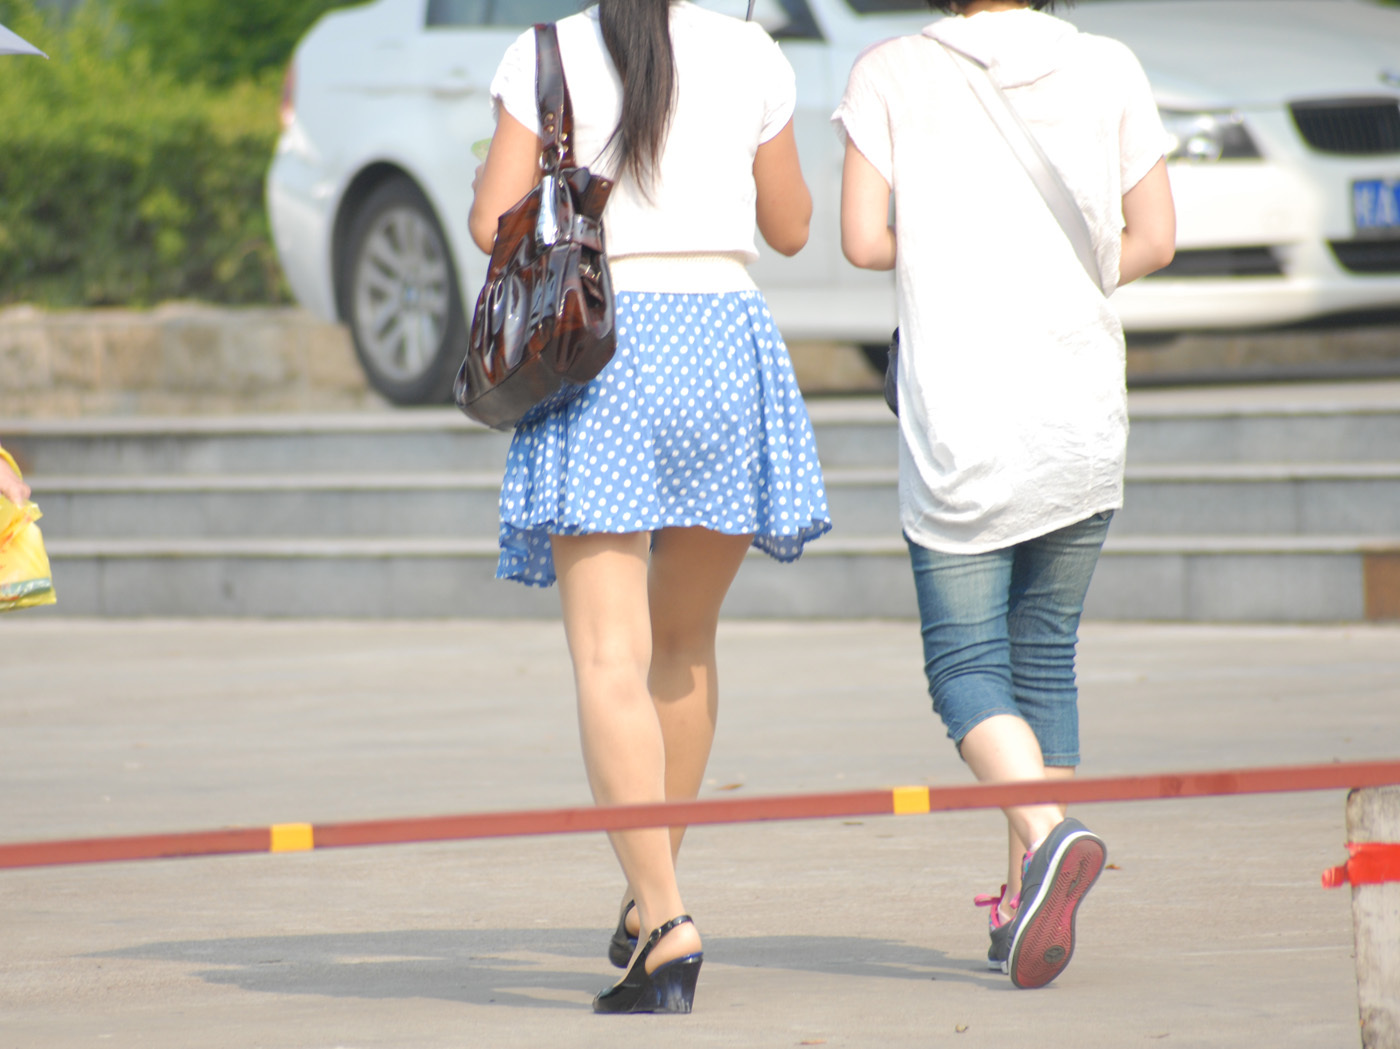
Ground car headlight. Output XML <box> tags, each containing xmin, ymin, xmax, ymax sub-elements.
<box><xmin>1160</xmin><ymin>110</ymin><xmax>1262</xmax><ymax>162</ymax></box>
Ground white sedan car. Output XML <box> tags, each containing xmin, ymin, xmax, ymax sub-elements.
<box><xmin>268</xmin><ymin>0</ymin><xmax>1400</xmax><ymax>403</ymax></box>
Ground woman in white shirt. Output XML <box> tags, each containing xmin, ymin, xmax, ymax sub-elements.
<box><xmin>470</xmin><ymin>0</ymin><xmax>830</xmax><ymax>1014</ymax></box>
<box><xmin>836</xmin><ymin>0</ymin><xmax>1175</xmax><ymax>990</ymax></box>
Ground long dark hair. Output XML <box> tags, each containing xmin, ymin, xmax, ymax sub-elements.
<box><xmin>598</xmin><ymin>0</ymin><xmax>676</xmax><ymax>191</ymax></box>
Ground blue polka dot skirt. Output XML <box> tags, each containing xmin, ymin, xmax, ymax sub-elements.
<box><xmin>497</xmin><ymin>290</ymin><xmax>832</xmax><ymax>587</ymax></box>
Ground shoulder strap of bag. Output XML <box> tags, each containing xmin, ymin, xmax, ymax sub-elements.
<box><xmin>534</xmin><ymin>23</ymin><xmax>575</xmax><ymax>173</ymax></box>
<box><xmin>938</xmin><ymin>42</ymin><xmax>1106</xmax><ymax>295</ymax></box>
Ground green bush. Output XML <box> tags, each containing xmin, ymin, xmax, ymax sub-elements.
<box><xmin>0</xmin><ymin>0</ymin><xmax>339</xmax><ymax>308</ymax></box>
<box><xmin>115</xmin><ymin>0</ymin><xmax>349</xmax><ymax>89</ymax></box>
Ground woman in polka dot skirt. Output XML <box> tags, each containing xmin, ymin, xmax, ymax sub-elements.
<box><xmin>469</xmin><ymin>0</ymin><xmax>831</xmax><ymax>1015</ymax></box>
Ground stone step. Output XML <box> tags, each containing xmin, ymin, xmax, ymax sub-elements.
<box><xmin>1124</xmin><ymin>382</ymin><xmax>1400</xmax><ymax>464</ymax></box>
<box><xmin>0</xmin><ymin>413</ymin><xmax>513</xmax><ymax>477</ymax></box>
<box><xmin>27</xmin><ymin>461</ymin><xmax>1400</xmax><ymax>541</ymax></box>
<box><xmin>19</xmin><ymin>468</ymin><xmax>882</xmax><ymax>539</ymax></box>
<box><xmin>28</xmin><ymin>472</ymin><xmax>507</xmax><ymax>540</ymax></box>
<box><xmin>1113</xmin><ymin>463</ymin><xmax>1400</xmax><ymax>537</ymax></box>
<box><xmin>6</xmin><ymin>383</ymin><xmax>1400</xmax><ymax>477</ymax></box>
<box><xmin>38</xmin><ymin>533</ymin><xmax>1400</xmax><ymax>622</ymax></box>
<box><xmin>9</xmin><ymin>383</ymin><xmax>1400</xmax><ymax>621</ymax></box>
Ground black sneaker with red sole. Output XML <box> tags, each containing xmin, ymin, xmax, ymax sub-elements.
<box><xmin>1006</xmin><ymin>817</ymin><xmax>1106</xmax><ymax>989</ymax></box>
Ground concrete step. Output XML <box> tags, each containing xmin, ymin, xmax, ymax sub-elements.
<box><xmin>28</xmin><ymin>472</ymin><xmax>506</xmax><ymax>540</ymax></box>
<box><xmin>7</xmin><ymin>382</ymin><xmax>1400</xmax><ymax>478</ymax></box>
<box><xmin>37</xmin><ymin>533</ymin><xmax>1400</xmax><ymax>622</ymax></box>
<box><xmin>23</xmin><ymin>468</ymin><xmax>887</xmax><ymax>540</ymax></box>
<box><xmin>1124</xmin><ymin>381</ymin><xmax>1400</xmax><ymax>464</ymax></box>
<box><xmin>9</xmin><ymin>383</ymin><xmax>1400</xmax><ymax>621</ymax></box>
<box><xmin>0</xmin><ymin>409</ymin><xmax>898</xmax><ymax>478</ymax></box>
<box><xmin>1113</xmin><ymin>463</ymin><xmax>1400</xmax><ymax>537</ymax></box>
<box><xmin>0</xmin><ymin>413</ymin><xmax>513</xmax><ymax>477</ymax></box>
<box><xmin>28</xmin><ymin>461</ymin><xmax>1400</xmax><ymax>541</ymax></box>
<box><xmin>741</xmin><ymin>534</ymin><xmax>1400</xmax><ymax>622</ymax></box>
<box><xmin>1088</xmin><ymin>534</ymin><xmax>1400</xmax><ymax>622</ymax></box>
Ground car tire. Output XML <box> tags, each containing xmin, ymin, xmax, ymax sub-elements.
<box><xmin>341</xmin><ymin>177</ymin><xmax>466</xmax><ymax>405</ymax></box>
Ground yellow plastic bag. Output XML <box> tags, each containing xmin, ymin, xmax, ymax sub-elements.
<box><xmin>0</xmin><ymin>448</ymin><xmax>56</xmax><ymax>612</ymax></box>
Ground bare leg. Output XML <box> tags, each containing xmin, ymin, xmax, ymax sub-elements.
<box><xmin>958</xmin><ymin>714</ymin><xmax>1067</xmax><ymax>910</ymax></box>
<box><xmin>1002</xmin><ymin>766</ymin><xmax>1074</xmax><ymax>913</ymax></box>
<box><xmin>650</xmin><ymin>528</ymin><xmax>753</xmax><ymax>851</ymax></box>
<box><xmin>552</xmin><ymin>532</ymin><xmax>701</xmax><ymax>971</ymax></box>
<box><xmin>617</xmin><ymin>527</ymin><xmax>753</xmax><ymax>938</ymax></box>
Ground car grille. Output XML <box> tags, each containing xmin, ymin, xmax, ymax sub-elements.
<box><xmin>1144</xmin><ymin>247</ymin><xmax>1284</xmax><ymax>279</ymax></box>
<box><xmin>1290</xmin><ymin>98</ymin><xmax>1400</xmax><ymax>155</ymax></box>
<box><xmin>1330</xmin><ymin>238</ymin><xmax>1400</xmax><ymax>274</ymax></box>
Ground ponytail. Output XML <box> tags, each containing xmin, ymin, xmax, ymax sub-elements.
<box><xmin>598</xmin><ymin>0</ymin><xmax>676</xmax><ymax>192</ymax></box>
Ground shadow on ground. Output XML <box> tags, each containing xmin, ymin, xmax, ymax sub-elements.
<box><xmin>92</xmin><ymin>928</ymin><xmax>999</xmax><ymax>1008</ymax></box>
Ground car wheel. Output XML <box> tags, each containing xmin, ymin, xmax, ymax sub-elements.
<box><xmin>342</xmin><ymin>178</ymin><xmax>466</xmax><ymax>405</ymax></box>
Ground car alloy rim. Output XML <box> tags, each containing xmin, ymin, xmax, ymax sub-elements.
<box><xmin>352</xmin><ymin>205</ymin><xmax>452</xmax><ymax>382</ymax></box>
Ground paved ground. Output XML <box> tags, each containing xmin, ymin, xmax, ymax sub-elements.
<box><xmin>3</xmin><ymin>616</ymin><xmax>1398</xmax><ymax>1048</ymax></box>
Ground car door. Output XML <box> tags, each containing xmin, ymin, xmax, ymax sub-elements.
<box><xmin>410</xmin><ymin>1</ymin><xmax>589</xmax><ymax>296</ymax></box>
<box><xmin>712</xmin><ymin>0</ymin><xmax>927</xmax><ymax>342</ymax></box>
<box><xmin>709</xmin><ymin>0</ymin><xmax>841</xmax><ymax>295</ymax></box>
<box><xmin>416</xmin><ymin>0</ymin><xmax>919</xmax><ymax>346</ymax></box>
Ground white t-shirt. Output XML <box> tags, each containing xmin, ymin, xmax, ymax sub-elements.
<box><xmin>833</xmin><ymin>10</ymin><xmax>1170</xmax><ymax>554</ymax></box>
<box><xmin>491</xmin><ymin>2</ymin><xmax>795</xmax><ymax>271</ymax></box>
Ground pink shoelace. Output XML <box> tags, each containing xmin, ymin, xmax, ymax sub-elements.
<box><xmin>974</xmin><ymin>845</ymin><xmax>1036</xmax><ymax>930</ymax></box>
<box><xmin>973</xmin><ymin>884</ymin><xmax>1018</xmax><ymax>930</ymax></box>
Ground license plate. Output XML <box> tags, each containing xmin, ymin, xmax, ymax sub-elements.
<box><xmin>1354</xmin><ymin>179</ymin><xmax>1400</xmax><ymax>235</ymax></box>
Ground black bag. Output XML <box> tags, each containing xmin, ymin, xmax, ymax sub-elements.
<box><xmin>883</xmin><ymin>328</ymin><xmax>899</xmax><ymax>416</ymax></box>
<box><xmin>454</xmin><ymin>23</ymin><xmax>616</xmax><ymax>431</ymax></box>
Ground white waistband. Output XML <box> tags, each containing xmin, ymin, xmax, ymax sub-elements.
<box><xmin>606</xmin><ymin>252</ymin><xmax>757</xmax><ymax>294</ymax></box>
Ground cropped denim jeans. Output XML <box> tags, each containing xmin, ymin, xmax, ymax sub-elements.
<box><xmin>906</xmin><ymin>511</ymin><xmax>1114</xmax><ymax>768</ymax></box>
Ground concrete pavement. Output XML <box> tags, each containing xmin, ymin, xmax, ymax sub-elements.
<box><xmin>3</xmin><ymin>617</ymin><xmax>1398</xmax><ymax>1048</ymax></box>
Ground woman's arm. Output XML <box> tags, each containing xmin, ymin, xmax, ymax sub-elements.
<box><xmin>467</xmin><ymin>110</ymin><xmax>544</xmax><ymax>255</ymax></box>
<box><xmin>1119</xmin><ymin>158</ymin><xmax>1176</xmax><ymax>285</ymax></box>
<box><xmin>839</xmin><ymin>140</ymin><xmax>895</xmax><ymax>271</ymax></box>
<box><xmin>754</xmin><ymin>120</ymin><xmax>812</xmax><ymax>256</ymax></box>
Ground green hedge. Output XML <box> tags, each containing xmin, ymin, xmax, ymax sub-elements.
<box><xmin>114</xmin><ymin>0</ymin><xmax>349</xmax><ymax>90</ymax></box>
<box><xmin>0</xmin><ymin>2</ymin><xmax>291</xmax><ymax>307</ymax></box>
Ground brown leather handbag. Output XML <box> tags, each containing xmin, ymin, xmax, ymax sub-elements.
<box><xmin>454</xmin><ymin>22</ymin><xmax>616</xmax><ymax>431</ymax></box>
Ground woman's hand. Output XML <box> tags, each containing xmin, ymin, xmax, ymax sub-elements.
<box><xmin>467</xmin><ymin>110</ymin><xmax>544</xmax><ymax>254</ymax></box>
<box><xmin>0</xmin><ymin>455</ymin><xmax>30</xmax><ymax>506</ymax></box>
<box><xmin>839</xmin><ymin>140</ymin><xmax>896</xmax><ymax>271</ymax></box>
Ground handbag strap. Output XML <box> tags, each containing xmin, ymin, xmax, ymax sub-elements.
<box><xmin>534</xmin><ymin>23</ymin><xmax>574</xmax><ymax>174</ymax></box>
<box><xmin>938</xmin><ymin>42</ymin><xmax>1106</xmax><ymax>295</ymax></box>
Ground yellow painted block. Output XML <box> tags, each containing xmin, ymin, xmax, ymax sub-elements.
<box><xmin>892</xmin><ymin>786</ymin><xmax>931</xmax><ymax>815</ymax></box>
<box><xmin>269</xmin><ymin>823</ymin><xmax>315</xmax><ymax>853</ymax></box>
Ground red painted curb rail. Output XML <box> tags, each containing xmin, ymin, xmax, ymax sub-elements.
<box><xmin>3</xmin><ymin>759</ymin><xmax>1398</xmax><ymax>872</ymax></box>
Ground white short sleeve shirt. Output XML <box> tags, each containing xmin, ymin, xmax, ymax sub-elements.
<box><xmin>491</xmin><ymin>2</ymin><xmax>795</xmax><ymax>266</ymax></box>
<box><xmin>833</xmin><ymin>9</ymin><xmax>1170</xmax><ymax>554</ymax></box>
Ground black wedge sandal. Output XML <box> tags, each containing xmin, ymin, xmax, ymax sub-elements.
<box><xmin>593</xmin><ymin>914</ymin><xmax>702</xmax><ymax>1015</ymax></box>
<box><xmin>608</xmin><ymin>899</ymin><xmax>638</xmax><ymax>968</ymax></box>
